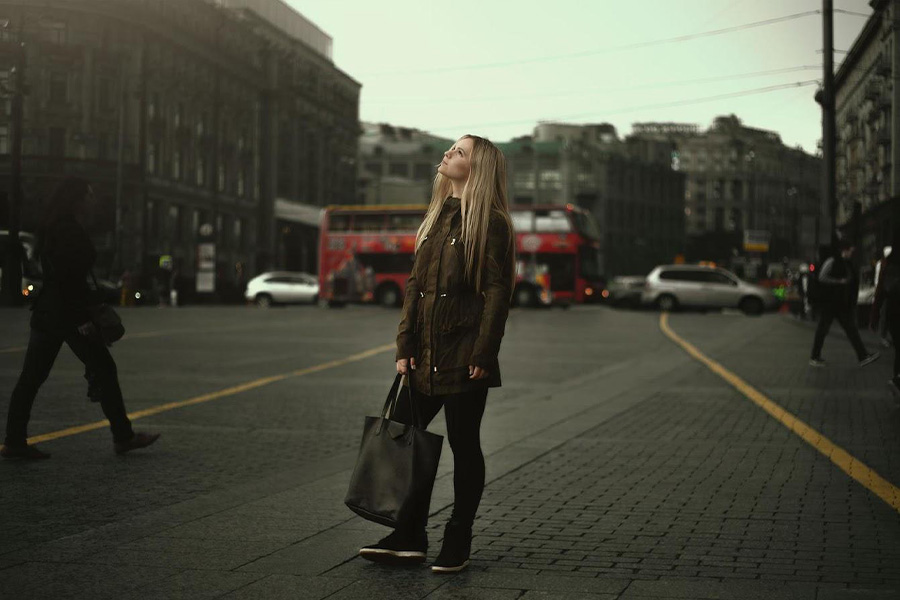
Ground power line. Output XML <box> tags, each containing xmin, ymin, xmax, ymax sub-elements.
<box><xmin>362</xmin><ymin>10</ymin><xmax>869</xmax><ymax>77</ymax></box>
<box><xmin>365</xmin><ymin>66</ymin><xmax>823</xmax><ymax>106</ymax></box>
<box><xmin>426</xmin><ymin>81</ymin><xmax>820</xmax><ymax>132</ymax></box>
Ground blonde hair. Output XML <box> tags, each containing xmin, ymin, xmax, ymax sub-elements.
<box><xmin>415</xmin><ymin>135</ymin><xmax>516</xmax><ymax>297</ymax></box>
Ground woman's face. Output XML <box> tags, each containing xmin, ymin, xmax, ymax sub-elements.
<box><xmin>437</xmin><ymin>137</ymin><xmax>474</xmax><ymax>182</ymax></box>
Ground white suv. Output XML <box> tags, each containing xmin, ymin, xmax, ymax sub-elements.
<box><xmin>641</xmin><ymin>265</ymin><xmax>778</xmax><ymax>315</ymax></box>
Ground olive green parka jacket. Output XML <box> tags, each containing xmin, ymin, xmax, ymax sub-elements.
<box><xmin>396</xmin><ymin>196</ymin><xmax>515</xmax><ymax>396</ymax></box>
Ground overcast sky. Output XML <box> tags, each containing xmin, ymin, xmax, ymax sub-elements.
<box><xmin>288</xmin><ymin>0</ymin><xmax>872</xmax><ymax>152</ymax></box>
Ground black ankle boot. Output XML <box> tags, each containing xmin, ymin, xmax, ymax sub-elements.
<box><xmin>431</xmin><ymin>521</ymin><xmax>472</xmax><ymax>573</ymax></box>
<box><xmin>359</xmin><ymin>528</ymin><xmax>428</xmax><ymax>564</ymax></box>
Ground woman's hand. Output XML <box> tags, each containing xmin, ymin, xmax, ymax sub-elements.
<box><xmin>77</xmin><ymin>321</ymin><xmax>97</xmax><ymax>337</ymax></box>
<box><xmin>469</xmin><ymin>365</ymin><xmax>489</xmax><ymax>380</ymax></box>
<box><xmin>397</xmin><ymin>357</ymin><xmax>416</xmax><ymax>375</ymax></box>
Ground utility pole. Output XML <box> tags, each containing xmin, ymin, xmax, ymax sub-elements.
<box><xmin>1</xmin><ymin>21</ymin><xmax>25</xmax><ymax>307</ymax></box>
<box><xmin>820</xmin><ymin>0</ymin><xmax>838</xmax><ymax>248</ymax></box>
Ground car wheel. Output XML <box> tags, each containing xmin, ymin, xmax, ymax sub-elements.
<box><xmin>739</xmin><ymin>296</ymin><xmax>764</xmax><ymax>316</ymax></box>
<box><xmin>655</xmin><ymin>294</ymin><xmax>678</xmax><ymax>312</ymax></box>
<box><xmin>255</xmin><ymin>293</ymin><xmax>273</xmax><ymax>308</ymax></box>
<box><xmin>376</xmin><ymin>284</ymin><xmax>401</xmax><ymax>308</ymax></box>
<box><xmin>311</xmin><ymin>294</ymin><xmax>318</xmax><ymax>305</ymax></box>
<box><xmin>514</xmin><ymin>285</ymin><xmax>538</xmax><ymax>308</ymax></box>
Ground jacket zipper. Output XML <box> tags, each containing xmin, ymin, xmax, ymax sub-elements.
<box><xmin>430</xmin><ymin>221</ymin><xmax>455</xmax><ymax>394</ymax></box>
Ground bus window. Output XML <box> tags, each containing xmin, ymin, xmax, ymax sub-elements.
<box><xmin>511</xmin><ymin>210</ymin><xmax>534</xmax><ymax>233</ymax></box>
<box><xmin>387</xmin><ymin>213</ymin><xmax>423</xmax><ymax>232</ymax></box>
<box><xmin>535</xmin><ymin>253</ymin><xmax>575</xmax><ymax>291</ymax></box>
<box><xmin>535</xmin><ymin>210</ymin><xmax>570</xmax><ymax>233</ymax></box>
<box><xmin>328</xmin><ymin>214</ymin><xmax>351</xmax><ymax>232</ymax></box>
<box><xmin>571</xmin><ymin>211</ymin><xmax>601</xmax><ymax>240</ymax></box>
<box><xmin>354</xmin><ymin>213</ymin><xmax>386</xmax><ymax>232</ymax></box>
<box><xmin>578</xmin><ymin>246</ymin><xmax>603</xmax><ymax>280</ymax></box>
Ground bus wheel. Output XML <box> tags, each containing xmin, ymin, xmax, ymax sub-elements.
<box><xmin>514</xmin><ymin>286</ymin><xmax>538</xmax><ymax>308</ymax></box>
<box><xmin>377</xmin><ymin>284</ymin><xmax>401</xmax><ymax>308</ymax></box>
<box><xmin>255</xmin><ymin>293</ymin><xmax>273</xmax><ymax>308</ymax></box>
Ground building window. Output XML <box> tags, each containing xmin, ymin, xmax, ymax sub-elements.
<box><xmin>388</xmin><ymin>162</ymin><xmax>408</xmax><ymax>177</ymax></box>
<box><xmin>98</xmin><ymin>133</ymin><xmax>108</xmax><ymax>160</ymax></box>
<box><xmin>218</xmin><ymin>163</ymin><xmax>226</xmax><ymax>192</ymax></box>
<box><xmin>169</xmin><ymin>205</ymin><xmax>181</xmax><ymax>241</ymax></box>
<box><xmin>49</xmin><ymin>72</ymin><xmax>68</xmax><ymax>105</ymax></box>
<box><xmin>365</xmin><ymin>161</ymin><xmax>382</xmax><ymax>176</ymax></box>
<box><xmin>173</xmin><ymin>150</ymin><xmax>182</xmax><ymax>180</ymax></box>
<box><xmin>0</xmin><ymin>126</ymin><xmax>8</xmax><ymax>155</ymax></box>
<box><xmin>148</xmin><ymin>93</ymin><xmax>157</xmax><ymax>120</ymax></box>
<box><xmin>174</xmin><ymin>103</ymin><xmax>183</xmax><ymax>129</ymax></box>
<box><xmin>98</xmin><ymin>78</ymin><xmax>112</xmax><ymax>111</ymax></box>
<box><xmin>49</xmin><ymin>127</ymin><xmax>66</xmax><ymax>157</ymax></box>
<box><xmin>196</xmin><ymin>155</ymin><xmax>205</xmax><ymax>186</ymax></box>
<box><xmin>42</xmin><ymin>21</ymin><xmax>68</xmax><ymax>45</ymax></box>
<box><xmin>234</xmin><ymin>218</ymin><xmax>244</xmax><ymax>249</ymax></box>
<box><xmin>217</xmin><ymin>214</ymin><xmax>226</xmax><ymax>246</ymax></box>
<box><xmin>147</xmin><ymin>200</ymin><xmax>158</xmax><ymax>238</ymax></box>
<box><xmin>192</xmin><ymin>209</ymin><xmax>200</xmax><ymax>238</ymax></box>
<box><xmin>513</xmin><ymin>171</ymin><xmax>535</xmax><ymax>191</ymax></box>
<box><xmin>147</xmin><ymin>142</ymin><xmax>157</xmax><ymax>174</ymax></box>
<box><xmin>237</xmin><ymin>168</ymin><xmax>245</xmax><ymax>197</ymax></box>
<box><xmin>540</xmin><ymin>170</ymin><xmax>562</xmax><ymax>190</ymax></box>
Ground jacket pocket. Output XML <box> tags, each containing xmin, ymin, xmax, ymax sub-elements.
<box><xmin>434</xmin><ymin>293</ymin><xmax>483</xmax><ymax>370</ymax></box>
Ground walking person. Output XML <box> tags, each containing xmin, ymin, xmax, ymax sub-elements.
<box><xmin>810</xmin><ymin>239</ymin><xmax>879</xmax><ymax>368</ymax></box>
<box><xmin>870</xmin><ymin>249</ymin><xmax>900</xmax><ymax>395</ymax></box>
<box><xmin>874</xmin><ymin>246</ymin><xmax>892</xmax><ymax>347</ymax></box>
<box><xmin>358</xmin><ymin>135</ymin><xmax>516</xmax><ymax>573</ymax></box>
<box><xmin>1</xmin><ymin>177</ymin><xmax>160</xmax><ymax>459</ymax></box>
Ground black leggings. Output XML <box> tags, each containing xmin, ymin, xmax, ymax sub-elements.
<box><xmin>888</xmin><ymin>304</ymin><xmax>900</xmax><ymax>376</ymax></box>
<box><xmin>4</xmin><ymin>327</ymin><xmax>134</xmax><ymax>447</ymax></box>
<box><xmin>392</xmin><ymin>384</ymin><xmax>488</xmax><ymax>532</ymax></box>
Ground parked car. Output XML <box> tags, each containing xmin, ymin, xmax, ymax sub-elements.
<box><xmin>245</xmin><ymin>271</ymin><xmax>319</xmax><ymax>307</ymax></box>
<box><xmin>606</xmin><ymin>276</ymin><xmax>646</xmax><ymax>308</ymax></box>
<box><xmin>640</xmin><ymin>265</ymin><xmax>779</xmax><ymax>315</ymax></box>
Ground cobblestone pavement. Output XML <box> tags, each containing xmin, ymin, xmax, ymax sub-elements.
<box><xmin>0</xmin><ymin>305</ymin><xmax>897</xmax><ymax>599</ymax></box>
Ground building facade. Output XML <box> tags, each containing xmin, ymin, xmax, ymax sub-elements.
<box><xmin>632</xmin><ymin>116</ymin><xmax>822</xmax><ymax>277</ymax></box>
<box><xmin>357</xmin><ymin>122</ymin><xmax>453</xmax><ymax>205</ymax></box>
<box><xmin>0</xmin><ymin>0</ymin><xmax>360</xmax><ymax>298</ymax></box>
<box><xmin>501</xmin><ymin>123</ymin><xmax>686</xmax><ymax>277</ymax></box>
<box><xmin>834</xmin><ymin>0</ymin><xmax>900</xmax><ymax>281</ymax></box>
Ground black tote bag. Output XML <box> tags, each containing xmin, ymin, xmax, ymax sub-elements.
<box><xmin>344</xmin><ymin>372</ymin><xmax>443</xmax><ymax>527</ymax></box>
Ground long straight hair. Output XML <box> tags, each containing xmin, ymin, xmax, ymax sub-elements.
<box><xmin>415</xmin><ymin>135</ymin><xmax>515</xmax><ymax>297</ymax></box>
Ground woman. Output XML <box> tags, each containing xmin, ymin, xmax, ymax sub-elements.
<box><xmin>358</xmin><ymin>135</ymin><xmax>516</xmax><ymax>573</ymax></box>
<box><xmin>1</xmin><ymin>177</ymin><xmax>159</xmax><ymax>460</ymax></box>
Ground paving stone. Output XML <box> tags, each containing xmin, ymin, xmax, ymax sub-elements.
<box><xmin>218</xmin><ymin>574</ymin><xmax>352</xmax><ymax>600</ymax></box>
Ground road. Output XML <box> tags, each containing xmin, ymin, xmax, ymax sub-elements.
<box><xmin>0</xmin><ymin>304</ymin><xmax>898</xmax><ymax>599</ymax></box>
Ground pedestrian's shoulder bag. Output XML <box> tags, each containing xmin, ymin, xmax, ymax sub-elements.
<box><xmin>89</xmin><ymin>271</ymin><xmax>125</xmax><ymax>345</ymax></box>
<box><xmin>344</xmin><ymin>370</ymin><xmax>443</xmax><ymax>528</ymax></box>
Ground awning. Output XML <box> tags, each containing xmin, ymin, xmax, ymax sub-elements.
<box><xmin>275</xmin><ymin>199</ymin><xmax>324</xmax><ymax>228</ymax></box>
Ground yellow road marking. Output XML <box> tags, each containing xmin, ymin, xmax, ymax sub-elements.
<box><xmin>0</xmin><ymin>346</ymin><xmax>26</xmax><ymax>354</ymax></box>
<box><xmin>27</xmin><ymin>343</ymin><xmax>395</xmax><ymax>445</ymax></box>
<box><xmin>659</xmin><ymin>312</ymin><xmax>900</xmax><ymax>513</ymax></box>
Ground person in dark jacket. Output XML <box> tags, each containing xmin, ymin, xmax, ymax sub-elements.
<box><xmin>358</xmin><ymin>135</ymin><xmax>516</xmax><ymax>573</ymax></box>
<box><xmin>870</xmin><ymin>250</ymin><xmax>900</xmax><ymax>394</ymax></box>
<box><xmin>809</xmin><ymin>239</ymin><xmax>879</xmax><ymax>368</ymax></box>
<box><xmin>1</xmin><ymin>177</ymin><xmax>160</xmax><ymax>460</ymax></box>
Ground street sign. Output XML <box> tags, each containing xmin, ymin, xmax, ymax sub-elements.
<box><xmin>743</xmin><ymin>230</ymin><xmax>770</xmax><ymax>253</ymax></box>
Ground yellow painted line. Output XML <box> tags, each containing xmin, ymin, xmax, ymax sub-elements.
<box><xmin>0</xmin><ymin>346</ymin><xmax>26</xmax><ymax>354</ymax></box>
<box><xmin>659</xmin><ymin>312</ymin><xmax>900</xmax><ymax>513</ymax></box>
<box><xmin>27</xmin><ymin>343</ymin><xmax>395</xmax><ymax>445</ymax></box>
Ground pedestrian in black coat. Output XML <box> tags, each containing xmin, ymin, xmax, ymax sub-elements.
<box><xmin>809</xmin><ymin>239</ymin><xmax>878</xmax><ymax>368</ymax></box>
<box><xmin>1</xmin><ymin>177</ymin><xmax>159</xmax><ymax>459</ymax></box>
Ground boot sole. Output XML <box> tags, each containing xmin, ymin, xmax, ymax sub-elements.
<box><xmin>431</xmin><ymin>559</ymin><xmax>469</xmax><ymax>573</ymax></box>
<box><xmin>358</xmin><ymin>549</ymin><xmax>426</xmax><ymax>565</ymax></box>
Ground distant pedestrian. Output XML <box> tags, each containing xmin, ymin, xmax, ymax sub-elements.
<box><xmin>358</xmin><ymin>135</ymin><xmax>516</xmax><ymax>573</ymax></box>
<box><xmin>809</xmin><ymin>239</ymin><xmax>879</xmax><ymax>368</ymax></box>
<box><xmin>870</xmin><ymin>249</ymin><xmax>900</xmax><ymax>395</ymax></box>
<box><xmin>874</xmin><ymin>246</ymin><xmax>892</xmax><ymax>347</ymax></box>
<box><xmin>1</xmin><ymin>177</ymin><xmax>160</xmax><ymax>460</ymax></box>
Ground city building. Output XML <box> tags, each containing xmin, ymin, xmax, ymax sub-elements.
<box><xmin>834</xmin><ymin>0</ymin><xmax>900</xmax><ymax>281</ymax></box>
<box><xmin>632</xmin><ymin>116</ymin><xmax>822</xmax><ymax>278</ymax></box>
<box><xmin>501</xmin><ymin>122</ymin><xmax>686</xmax><ymax>277</ymax></box>
<box><xmin>357</xmin><ymin>122</ymin><xmax>453</xmax><ymax>205</ymax></box>
<box><xmin>0</xmin><ymin>0</ymin><xmax>360</xmax><ymax>298</ymax></box>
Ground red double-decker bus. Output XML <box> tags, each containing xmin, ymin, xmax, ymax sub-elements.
<box><xmin>317</xmin><ymin>203</ymin><xmax>604</xmax><ymax>307</ymax></box>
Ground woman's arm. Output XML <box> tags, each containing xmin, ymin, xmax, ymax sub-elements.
<box><xmin>396</xmin><ymin>270</ymin><xmax>420</xmax><ymax>361</ymax></box>
<box><xmin>470</xmin><ymin>215</ymin><xmax>514</xmax><ymax>370</ymax></box>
